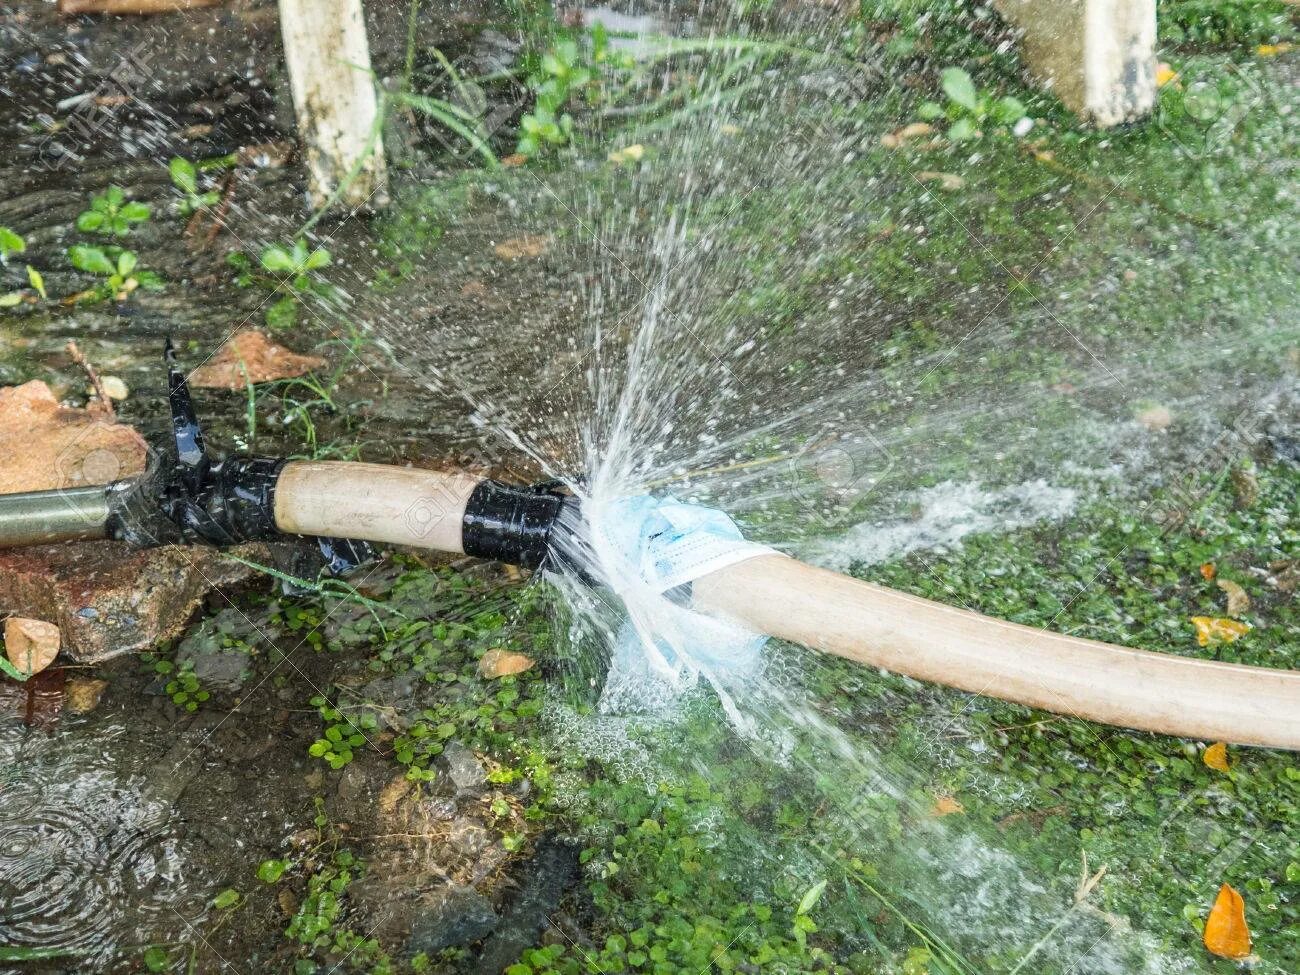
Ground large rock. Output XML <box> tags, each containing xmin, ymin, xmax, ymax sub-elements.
<box><xmin>0</xmin><ymin>541</ymin><xmax>265</xmax><ymax>662</ymax></box>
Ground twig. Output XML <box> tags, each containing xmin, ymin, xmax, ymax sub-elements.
<box><xmin>201</xmin><ymin>170</ymin><xmax>238</xmax><ymax>248</ymax></box>
<box><xmin>66</xmin><ymin>340</ymin><xmax>115</xmax><ymax>420</ymax></box>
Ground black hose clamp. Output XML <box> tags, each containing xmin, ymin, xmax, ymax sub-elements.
<box><xmin>461</xmin><ymin>480</ymin><xmax>579</xmax><ymax>571</ymax></box>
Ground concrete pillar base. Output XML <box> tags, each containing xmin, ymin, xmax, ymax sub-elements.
<box><xmin>996</xmin><ymin>0</ymin><xmax>1157</xmax><ymax>127</ymax></box>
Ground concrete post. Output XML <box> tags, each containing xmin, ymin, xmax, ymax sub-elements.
<box><xmin>995</xmin><ymin>0</ymin><xmax>1156</xmax><ymax>127</ymax></box>
<box><xmin>278</xmin><ymin>0</ymin><xmax>387</xmax><ymax>210</ymax></box>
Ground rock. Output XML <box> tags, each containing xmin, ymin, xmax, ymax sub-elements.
<box><xmin>187</xmin><ymin>330</ymin><xmax>326</xmax><ymax>389</ymax></box>
<box><xmin>474</xmin><ymin>839</ymin><xmax>580</xmax><ymax>975</ymax></box>
<box><xmin>0</xmin><ymin>541</ymin><xmax>267</xmax><ymax>662</ymax></box>
<box><xmin>175</xmin><ymin>609</ymin><xmax>259</xmax><ymax>693</ymax></box>
<box><xmin>1230</xmin><ymin>467</ymin><xmax>1259</xmax><ymax>509</ymax></box>
<box><xmin>0</xmin><ymin>381</ymin><xmax>148</xmax><ymax>492</ymax></box>
<box><xmin>405</xmin><ymin>885</ymin><xmax>498</xmax><ymax>956</ymax></box>
<box><xmin>99</xmin><ymin>376</ymin><xmax>129</xmax><ymax>401</ymax></box>
<box><xmin>64</xmin><ymin>677</ymin><xmax>109</xmax><ymax>713</ymax></box>
<box><xmin>4</xmin><ymin>617</ymin><xmax>61</xmax><ymax>675</ymax></box>
<box><xmin>478</xmin><ymin>649</ymin><xmax>534</xmax><ymax>679</ymax></box>
<box><xmin>441</xmin><ymin>741</ymin><xmax>487</xmax><ymax>794</ymax></box>
<box><xmin>330</xmin><ymin>754</ymin><xmax>390</xmax><ymax>826</ymax></box>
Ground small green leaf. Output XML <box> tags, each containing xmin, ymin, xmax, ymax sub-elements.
<box><xmin>169</xmin><ymin>157</ymin><xmax>198</xmax><ymax>193</ymax></box>
<box><xmin>120</xmin><ymin>201</ymin><xmax>151</xmax><ymax>222</ymax></box>
<box><xmin>917</xmin><ymin>100</ymin><xmax>944</xmax><ymax>120</ymax></box>
<box><xmin>940</xmin><ymin>66</ymin><xmax>978</xmax><ymax>111</ymax></box>
<box><xmin>796</xmin><ymin>878</ymin><xmax>827</xmax><ymax>916</ymax></box>
<box><xmin>0</xmin><ymin>292</ymin><xmax>22</xmax><ymax>307</ymax></box>
<box><xmin>68</xmin><ymin>245</ymin><xmax>115</xmax><ymax>275</ymax></box>
<box><xmin>260</xmin><ymin>245</ymin><xmax>296</xmax><ymax>272</ymax></box>
<box><xmin>116</xmin><ymin>250</ymin><xmax>138</xmax><ymax>277</ymax></box>
<box><xmin>26</xmin><ymin>265</ymin><xmax>46</xmax><ymax>299</ymax></box>
<box><xmin>946</xmin><ymin>116</ymin><xmax>978</xmax><ymax>141</ymax></box>
<box><xmin>143</xmin><ymin>946</ymin><xmax>170</xmax><ymax>972</ymax></box>
<box><xmin>302</xmin><ymin>247</ymin><xmax>330</xmax><ymax>271</ymax></box>
<box><xmin>0</xmin><ymin>226</ymin><xmax>25</xmax><ymax>256</ymax></box>
<box><xmin>993</xmin><ymin>95</ymin><xmax>1027</xmax><ymax>123</ymax></box>
<box><xmin>265</xmin><ymin>295</ymin><xmax>297</xmax><ymax>331</ymax></box>
<box><xmin>212</xmin><ymin>888</ymin><xmax>240</xmax><ymax>909</ymax></box>
<box><xmin>77</xmin><ymin>210</ymin><xmax>105</xmax><ymax>232</ymax></box>
<box><xmin>104</xmin><ymin>186</ymin><xmax>125</xmax><ymax>206</ymax></box>
<box><xmin>257</xmin><ymin>858</ymin><xmax>288</xmax><ymax>883</ymax></box>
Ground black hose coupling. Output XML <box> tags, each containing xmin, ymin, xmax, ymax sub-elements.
<box><xmin>461</xmin><ymin>480</ymin><xmax>582</xmax><ymax>572</ymax></box>
<box><xmin>157</xmin><ymin>340</ymin><xmax>372</xmax><ymax>573</ymax></box>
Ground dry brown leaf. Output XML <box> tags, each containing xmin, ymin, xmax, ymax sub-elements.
<box><xmin>188</xmin><ymin>330</ymin><xmax>326</xmax><ymax>390</ymax></box>
<box><xmin>1216</xmin><ymin>579</ymin><xmax>1251</xmax><ymax>618</ymax></box>
<box><xmin>4</xmin><ymin>617</ymin><xmax>61</xmax><ymax>676</ymax></box>
<box><xmin>881</xmin><ymin>122</ymin><xmax>934</xmax><ymax>149</ymax></box>
<box><xmin>931</xmin><ymin>794</ymin><xmax>963</xmax><ymax>817</ymax></box>
<box><xmin>64</xmin><ymin>677</ymin><xmax>108</xmax><ymax>713</ymax></box>
<box><xmin>916</xmin><ymin>171</ymin><xmax>965</xmax><ymax>191</ymax></box>
<box><xmin>1202</xmin><ymin>742</ymin><xmax>1230</xmax><ymax>773</ymax></box>
<box><xmin>478</xmin><ymin>649</ymin><xmax>535</xmax><ymax>679</ymax></box>
<box><xmin>500</xmin><ymin>153</ymin><xmax>528</xmax><ymax>168</ymax></box>
<box><xmin>1203</xmin><ymin>883</ymin><xmax>1251</xmax><ymax>959</ymax></box>
<box><xmin>1191</xmin><ymin>616</ymin><xmax>1250</xmax><ymax>647</ymax></box>
<box><xmin>0</xmin><ymin>381</ymin><xmax>148</xmax><ymax>492</ymax></box>
<box><xmin>493</xmin><ymin>235</ymin><xmax>550</xmax><ymax>259</ymax></box>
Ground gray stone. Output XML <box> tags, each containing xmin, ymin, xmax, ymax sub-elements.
<box><xmin>440</xmin><ymin>740</ymin><xmax>487</xmax><ymax>794</ymax></box>
<box><xmin>405</xmin><ymin>885</ymin><xmax>498</xmax><ymax>955</ymax></box>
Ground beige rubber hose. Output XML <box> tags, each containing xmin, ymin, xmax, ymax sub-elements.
<box><xmin>273</xmin><ymin>463</ymin><xmax>1300</xmax><ymax>750</ymax></box>
<box><xmin>693</xmin><ymin>555</ymin><xmax>1300</xmax><ymax>750</ymax></box>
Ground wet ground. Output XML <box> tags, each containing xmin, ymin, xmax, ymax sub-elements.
<box><xmin>1</xmin><ymin>0</ymin><xmax>1298</xmax><ymax>972</ymax></box>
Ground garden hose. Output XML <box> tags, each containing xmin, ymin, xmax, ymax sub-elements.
<box><xmin>1</xmin><ymin>347</ymin><xmax>1297</xmax><ymax>750</ymax></box>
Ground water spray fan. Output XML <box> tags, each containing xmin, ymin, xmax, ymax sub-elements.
<box><xmin>2</xmin><ymin>346</ymin><xmax>1298</xmax><ymax>750</ymax></box>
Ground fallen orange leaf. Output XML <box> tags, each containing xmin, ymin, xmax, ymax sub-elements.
<box><xmin>478</xmin><ymin>649</ymin><xmax>535</xmax><ymax>679</ymax></box>
<box><xmin>1203</xmin><ymin>883</ymin><xmax>1251</xmax><ymax>959</ymax></box>
<box><xmin>931</xmin><ymin>794</ymin><xmax>963</xmax><ymax>817</ymax></box>
<box><xmin>1202</xmin><ymin>742</ymin><xmax>1230</xmax><ymax>773</ymax></box>
<box><xmin>1156</xmin><ymin>63</ymin><xmax>1179</xmax><ymax>87</ymax></box>
<box><xmin>1199</xmin><ymin>562</ymin><xmax>1216</xmax><ymax>580</ymax></box>
<box><xmin>188</xmin><ymin>330</ymin><xmax>326</xmax><ymax>390</ymax></box>
<box><xmin>1256</xmin><ymin>43</ymin><xmax>1293</xmax><ymax>57</ymax></box>
<box><xmin>1190</xmin><ymin>616</ymin><xmax>1249</xmax><ymax>647</ymax></box>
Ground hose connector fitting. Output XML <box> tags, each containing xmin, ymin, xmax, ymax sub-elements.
<box><xmin>461</xmin><ymin>480</ymin><xmax>579</xmax><ymax>571</ymax></box>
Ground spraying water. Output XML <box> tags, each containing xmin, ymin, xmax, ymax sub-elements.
<box><xmin>335</xmin><ymin>7</ymin><xmax>1299</xmax><ymax>972</ymax></box>
<box><xmin>1</xmin><ymin>0</ymin><xmax>1296</xmax><ymax>969</ymax></box>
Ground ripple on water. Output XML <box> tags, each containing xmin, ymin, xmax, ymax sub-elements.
<box><xmin>0</xmin><ymin>725</ymin><xmax>189</xmax><ymax>967</ymax></box>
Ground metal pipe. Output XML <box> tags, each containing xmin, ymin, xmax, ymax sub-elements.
<box><xmin>0</xmin><ymin>485</ymin><xmax>113</xmax><ymax>547</ymax></box>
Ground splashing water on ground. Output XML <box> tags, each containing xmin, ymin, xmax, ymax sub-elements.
<box><xmin>347</xmin><ymin>7</ymin><xmax>1298</xmax><ymax>973</ymax></box>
